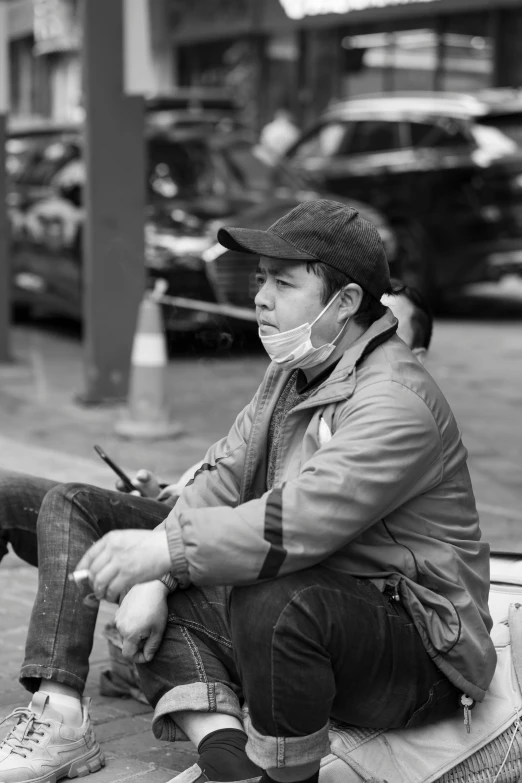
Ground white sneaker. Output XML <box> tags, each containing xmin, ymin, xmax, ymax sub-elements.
<box><xmin>0</xmin><ymin>692</ymin><xmax>105</xmax><ymax>783</ymax></box>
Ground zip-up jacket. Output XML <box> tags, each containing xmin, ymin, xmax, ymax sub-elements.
<box><xmin>164</xmin><ymin>310</ymin><xmax>496</xmax><ymax>702</ymax></box>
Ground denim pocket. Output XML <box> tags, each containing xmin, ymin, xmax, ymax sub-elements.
<box><xmin>404</xmin><ymin>677</ymin><xmax>459</xmax><ymax>729</ymax></box>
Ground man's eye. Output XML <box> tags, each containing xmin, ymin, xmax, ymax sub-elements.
<box><xmin>255</xmin><ymin>276</ymin><xmax>265</xmax><ymax>287</ymax></box>
<box><xmin>276</xmin><ymin>279</ymin><xmax>289</xmax><ymax>287</ymax></box>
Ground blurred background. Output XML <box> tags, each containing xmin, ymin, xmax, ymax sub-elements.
<box><xmin>0</xmin><ymin>0</ymin><xmax>521</xmax><ymax>550</ymax></box>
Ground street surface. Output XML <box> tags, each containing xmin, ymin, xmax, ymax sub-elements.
<box><xmin>0</xmin><ymin>276</ymin><xmax>521</xmax><ymax>781</ymax></box>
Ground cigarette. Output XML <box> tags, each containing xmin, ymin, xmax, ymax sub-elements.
<box><xmin>68</xmin><ymin>569</ymin><xmax>91</xmax><ymax>584</ymax></box>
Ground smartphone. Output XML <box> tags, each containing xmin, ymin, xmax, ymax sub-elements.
<box><xmin>93</xmin><ymin>445</ymin><xmax>144</xmax><ymax>496</ymax></box>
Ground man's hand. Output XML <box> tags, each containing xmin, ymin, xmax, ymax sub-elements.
<box><xmin>157</xmin><ymin>482</ymin><xmax>184</xmax><ymax>505</ymax></box>
<box><xmin>115</xmin><ymin>581</ymin><xmax>169</xmax><ymax>663</ymax></box>
<box><xmin>75</xmin><ymin>529</ymin><xmax>172</xmax><ymax>602</ymax></box>
<box><xmin>115</xmin><ymin>469</ymin><xmax>162</xmax><ymax>499</ymax></box>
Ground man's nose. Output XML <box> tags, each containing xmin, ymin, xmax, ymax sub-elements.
<box><xmin>254</xmin><ymin>283</ymin><xmax>272</xmax><ymax>310</ymax></box>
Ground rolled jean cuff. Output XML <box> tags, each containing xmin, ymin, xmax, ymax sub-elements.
<box><xmin>19</xmin><ymin>665</ymin><xmax>85</xmax><ymax>694</ymax></box>
<box><xmin>152</xmin><ymin>682</ymin><xmax>243</xmax><ymax>742</ymax></box>
<box><xmin>242</xmin><ymin>708</ymin><xmax>331</xmax><ymax>769</ymax></box>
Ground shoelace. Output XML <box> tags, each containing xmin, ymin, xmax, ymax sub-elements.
<box><xmin>0</xmin><ymin>708</ymin><xmax>50</xmax><ymax>758</ymax></box>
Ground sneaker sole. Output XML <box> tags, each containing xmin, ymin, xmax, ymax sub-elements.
<box><xmin>1</xmin><ymin>743</ymin><xmax>106</xmax><ymax>783</ymax></box>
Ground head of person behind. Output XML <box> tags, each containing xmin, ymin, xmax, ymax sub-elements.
<box><xmin>218</xmin><ymin>199</ymin><xmax>397</xmax><ymax>379</ymax></box>
<box><xmin>381</xmin><ymin>281</ymin><xmax>434</xmax><ymax>364</ymax></box>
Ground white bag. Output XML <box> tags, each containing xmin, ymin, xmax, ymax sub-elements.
<box><xmin>319</xmin><ymin>604</ymin><xmax>522</xmax><ymax>783</ymax></box>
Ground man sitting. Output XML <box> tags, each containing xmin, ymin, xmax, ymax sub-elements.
<box><xmin>0</xmin><ymin>201</ymin><xmax>491</xmax><ymax>783</ymax></box>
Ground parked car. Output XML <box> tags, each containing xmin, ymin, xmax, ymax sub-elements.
<box><xmin>284</xmin><ymin>91</ymin><xmax>522</xmax><ymax>304</ymax></box>
<box><xmin>472</xmin><ymin>88</ymin><xmax>522</xmax><ymax>149</ymax></box>
<box><xmin>7</xmin><ymin>122</ymin><xmax>397</xmax><ymax>335</ymax></box>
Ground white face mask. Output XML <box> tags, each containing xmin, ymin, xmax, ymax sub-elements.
<box><xmin>259</xmin><ymin>290</ymin><xmax>347</xmax><ymax>371</ymax></box>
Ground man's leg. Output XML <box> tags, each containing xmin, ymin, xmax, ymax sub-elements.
<box><xmin>0</xmin><ymin>483</ymin><xmax>171</xmax><ymax>783</ymax></box>
<box><xmin>137</xmin><ymin>585</ymin><xmax>261</xmax><ymax>783</ymax></box>
<box><xmin>230</xmin><ymin>567</ymin><xmax>460</xmax><ymax>783</ymax></box>
<box><xmin>21</xmin><ymin>482</ymin><xmax>171</xmax><ymax>692</ymax></box>
<box><xmin>0</xmin><ymin>470</ymin><xmax>59</xmax><ymax>566</ymax></box>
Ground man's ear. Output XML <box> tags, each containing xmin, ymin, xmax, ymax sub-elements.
<box><xmin>412</xmin><ymin>346</ymin><xmax>427</xmax><ymax>364</ymax></box>
<box><xmin>337</xmin><ymin>284</ymin><xmax>363</xmax><ymax>323</ymax></box>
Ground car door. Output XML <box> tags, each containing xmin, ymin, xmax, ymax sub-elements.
<box><xmin>404</xmin><ymin>118</ymin><xmax>479</xmax><ymax>274</ymax></box>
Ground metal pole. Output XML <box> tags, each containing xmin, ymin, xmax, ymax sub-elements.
<box><xmin>0</xmin><ymin>0</ymin><xmax>11</xmax><ymax>363</ymax></box>
<box><xmin>79</xmin><ymin>0</ymin><xmax>145</xmax><ymax>405</ymax></box>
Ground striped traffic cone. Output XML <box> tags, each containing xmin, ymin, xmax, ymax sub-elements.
<box><xmin>114</xmin><ymin>291</ymin><xmax>182</xmax><ymax>439</ymax></box>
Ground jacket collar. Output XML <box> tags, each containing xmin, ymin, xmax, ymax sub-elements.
<box><xmin>333</xmin><ymin>307</ymin><xmax>398</xmax><ymax>378</ymax></box>
<box><xmin>298</xmin><ymin>309</ymin><xmax>398</xmax><ymax>406</ymax></box>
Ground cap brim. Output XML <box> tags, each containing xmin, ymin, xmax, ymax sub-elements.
<box><xmin>217</xmin><ymin>226</ymin><xmax>318</xmax><ymax>261</ymax></box>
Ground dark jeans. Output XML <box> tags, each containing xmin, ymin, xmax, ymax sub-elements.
<box><xmin>0</xmin><ymin>470</ymin><xmax>459</xmax><ymax>769</ymax></box>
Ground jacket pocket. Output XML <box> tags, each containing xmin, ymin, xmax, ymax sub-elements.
<box><xmin>400</xmin><ymin>579</ymin><xmax>461</xmax><ymax>654</ymax></box>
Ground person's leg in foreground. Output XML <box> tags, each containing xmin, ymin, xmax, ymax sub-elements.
<box><xmin>0</xmin><ymin>481</ymin><xmax>170</xmax><ymax>783</ymax></box>
<box><xmin>137</xmin><ymin>566</ymin><xmax>459</xmax><ymax>783</ymax></box>
<box><xmin>0</xmin><ymin>470</ymin><xmax>59</xmax><ymax>567</ymax></box>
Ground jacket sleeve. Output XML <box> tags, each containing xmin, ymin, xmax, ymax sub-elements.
<box><xmin>165</xmin><ymin>381</ymin><xmax>445</xmax><ymax>586</ymax></box>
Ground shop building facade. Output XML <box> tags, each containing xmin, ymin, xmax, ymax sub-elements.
<box><xmin>6</xmin><ymin>0</ymin><xmax>522</xmax><ymax>131</ymax></box>
<box><xmin>7</xmin><ymin>0</ymin><xmax>82</xmax><ymax>122</ymax></box>
<box><xmin>6</xmin><ymin>0</ymin><xmax>175</xmax><ymax>126</ymax></box>
<box><xmin>173</xmin><ymin>0</ymin><xmax>522</xmax><ymax>130</ymax></box>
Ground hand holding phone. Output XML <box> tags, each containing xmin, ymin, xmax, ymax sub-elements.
<box><xmin>94</xmin><ymin>445</ymin><xmax>143</xmax><ymax>496</ymax></box>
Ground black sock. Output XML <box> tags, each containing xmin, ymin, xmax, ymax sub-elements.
<box><xmin>198</xmin><ymin>728</ymin><xmax>261</xmax><ymax>782</ymax></box>
<box><xmin>261</xmin><ymin>771</ymin><xmax>319</xmax><ymax>783</ymax></box>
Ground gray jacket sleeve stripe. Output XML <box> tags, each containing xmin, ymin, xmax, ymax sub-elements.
<box><xmin>258</xmin><ymin>486</ymin><xmax>287</xmax><ymax>580</ymax></box>
<box><xmin>185</xmin><ymin>458</ymin><xmax>225</xmax><ymax>487</ymax></box>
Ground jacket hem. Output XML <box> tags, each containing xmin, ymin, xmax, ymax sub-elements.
<box><xmin>431</xmin><ymin>652</ymin><xmax>489</xmax><ymax>703</ymax></box>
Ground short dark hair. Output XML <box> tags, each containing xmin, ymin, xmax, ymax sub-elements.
<box><xmin>306</xmin><ymin>261</ymin><xmax>391</xmax><ymax>328</ymax></box>
<box><xmin>389</xmin><ymin>279</ymin><xmax>434</xmax><ymax>350</ymax></box>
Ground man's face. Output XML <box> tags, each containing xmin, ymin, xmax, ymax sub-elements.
<box><xmin>381</xmin><ymin>293</ymin><xmax>427</xmax><ymax>363</ymax></box>
<box><xmin>254</xmin><ymin>257</ymin><xmax>340</xmax><ymax>345</ymax></box>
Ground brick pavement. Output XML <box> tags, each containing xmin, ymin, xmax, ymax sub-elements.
<box><xmin>0</xmin><ymin>558</ymin><xmax>198</xmax><ymax>782</ymax></box>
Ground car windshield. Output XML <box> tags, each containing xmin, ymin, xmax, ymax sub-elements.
<box><xmin>475</xmin><ymin>113</ymin><xmax>522</xmax><ymax>150</ymax></box>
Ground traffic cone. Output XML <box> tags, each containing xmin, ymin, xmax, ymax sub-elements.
<box><xmin>114</xmin><ymin>291</ymin><xmax>183</xmax><ymax>440</ymax></box>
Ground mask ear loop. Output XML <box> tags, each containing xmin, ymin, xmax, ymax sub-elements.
<box><xmin>311</xmin><ymin>287</ymin><xmax>351</xmax><ymax>347</ymax></box>
<box><xmin>309</xmin><ymin>288</ymin><xmax>343</xmax><ymax>329</ymax></box>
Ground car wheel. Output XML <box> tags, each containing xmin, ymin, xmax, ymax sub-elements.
<box><xmin>393</xmin><ymin>222</ymin><xmax>441</xmax><ymax>309</ymax></box>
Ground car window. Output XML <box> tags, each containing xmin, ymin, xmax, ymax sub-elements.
<box><xmin>289</xmin><ymin>122</ymin><xmax>348</xmax><ymax>160</ymax></box>
<box><xmin>344</xmin><ymin>121</ymin><xmax>402</xmax><ymax>155</ymax></box>
<box><xmin>409</xmin><ymin>120</ymin><xmax>471</xmax><ymax>150</ymax></box>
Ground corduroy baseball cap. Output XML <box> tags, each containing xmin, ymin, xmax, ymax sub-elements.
<box><xmin>217</xmin><ymin>199</ymin><xmax>391</xmax><ymax>301</ymax></box>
